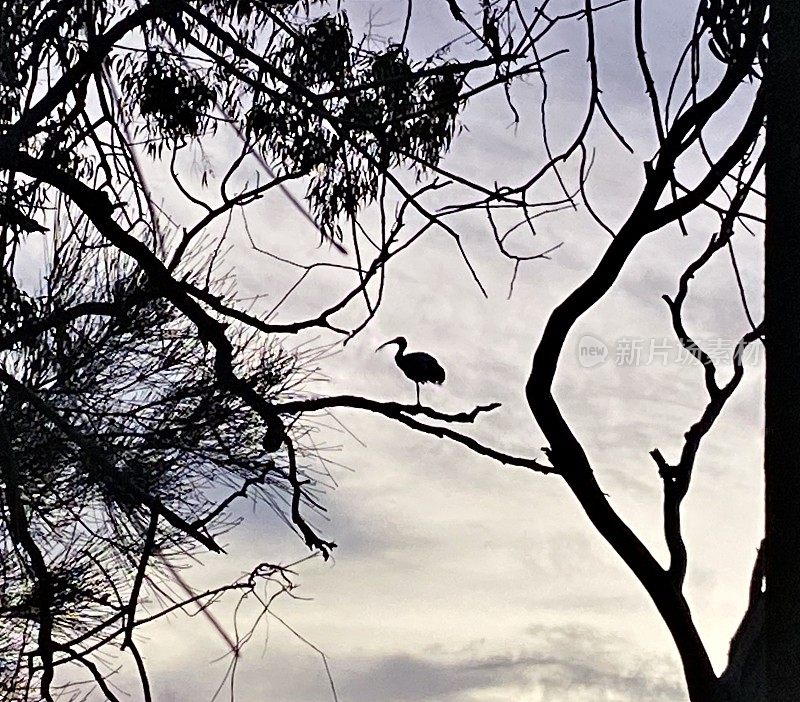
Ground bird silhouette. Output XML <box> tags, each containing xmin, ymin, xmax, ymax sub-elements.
<box><xmin>376</xmin><ymin>336</ymin><xmax>445</xmax><ymax>405</ymax></box>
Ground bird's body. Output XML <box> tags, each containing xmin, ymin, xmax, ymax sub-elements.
<box><xmin>377</xmin><ymin>337</ymin><xmax>445</xmax><ymax>404</ymax></box>
<box><xmin>396</xmin><ymin>350</ymin><xmax>446</xmax><ymax>386</ymax></box>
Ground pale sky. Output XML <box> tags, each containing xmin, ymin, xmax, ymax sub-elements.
<box><xmin>67</xmin><ymin>2</ymin><xmax>765</xmax><ymax>701</ymax></box>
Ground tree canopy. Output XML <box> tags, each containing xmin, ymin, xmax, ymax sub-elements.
<box><xmin>0</xmin><ymin>0</ymin><xmax>548</xmax><ymax>698</ymax></box>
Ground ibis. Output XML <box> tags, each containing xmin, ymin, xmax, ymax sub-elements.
<box><xmin>376</xmin><ymin>336</ymin><xmax>445</xmax><ymax>405</ymax></box>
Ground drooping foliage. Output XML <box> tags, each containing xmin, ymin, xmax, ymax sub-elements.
<box><xmin>0</xmin><ymin>0</ymin><xmax>505</xmax><ymax>699</ymax></box>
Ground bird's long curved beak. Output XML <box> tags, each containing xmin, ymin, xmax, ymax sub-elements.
<box><xmin>375</xmin><ymin>339</ymin><xmax>397</xmax><ymax>352</ymax></box>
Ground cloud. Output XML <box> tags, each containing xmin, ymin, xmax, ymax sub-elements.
<box><xmin>323</xmin><ymin>624</ymin><xmax>685</xmax><ymax>702</ymax></box>
<box><xmin>151</xmin><ymin>621</ymin><xmax>684</xmax><ymax>702</ymax></box>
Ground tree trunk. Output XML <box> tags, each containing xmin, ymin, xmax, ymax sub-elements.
<box><xmin>718</xmin><ymin>544</ymin><xmax>765</xmax><ymax>700</ymax></box>
<box><xmin>765</xmin><ymin>1</ymin><xmax>800</xmax><ymax>699</ymax></box>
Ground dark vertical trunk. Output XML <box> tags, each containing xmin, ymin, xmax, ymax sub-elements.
<box><xmin>719</xmin><ymin>544</ymin><xmax>765</xmax><ymax>700</ymax></box>
<box><xmin>765</xmin><ymin>1</ymin><xmax>800</xmax><ymax>699</ymax></box>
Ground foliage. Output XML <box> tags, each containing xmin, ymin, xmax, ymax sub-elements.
<box><xmin>0</xmin><ymin>225</ymin><xmax>298</xmax><ymax>698</ymax></box>
<box><xmin>0</xmin><ymin>0</ymin><xmax>525</xmax><ymax>699</ymax></box>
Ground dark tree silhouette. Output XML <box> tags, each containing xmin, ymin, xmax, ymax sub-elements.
<box><xmin>0</xmin><ymin>1</ymin><xmax>546</xmax><ymax>699</ymax></box>
<box><xmin>765</xmin><ymin>0</ymin><xmax>800</xmax><ymax>699</ymax></box>
<box><xmin>501</xmin><ymin>1</ymin><xmax>768</xmax><ymax>699</ymax></box>
<box><xmin>0</xmin><ymin>0</ymin><xmax>786</xmax><ymax>701</ymax></box>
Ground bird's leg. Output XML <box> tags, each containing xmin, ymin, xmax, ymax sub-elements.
<box><xmin>415</xmin><ymin>383</ymin><xmax>420</xmax><ymax>406</ymax></box>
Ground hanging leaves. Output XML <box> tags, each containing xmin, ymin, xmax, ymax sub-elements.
<box><xmin>123</xmin><ymin>52</ymin><xmax>216</xmax><ymax>147</ymax></box>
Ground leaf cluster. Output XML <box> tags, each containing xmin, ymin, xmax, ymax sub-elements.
<box><xmin>0</xmin><ymin>231</ymin><xmax>300</xmax><ymax>694</ymax></box>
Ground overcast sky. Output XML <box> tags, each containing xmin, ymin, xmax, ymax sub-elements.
<box><xmin>90</xmin><ymin>2</ymin><xmax>765</xmax><ymax>701</ymax></box>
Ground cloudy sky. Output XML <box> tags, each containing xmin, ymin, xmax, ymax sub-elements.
<box><xmin>89</xmin><ymin>2</ymin><xmax>765</xmax><ymax>701</ymax></box>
